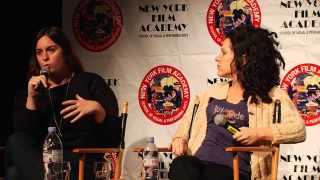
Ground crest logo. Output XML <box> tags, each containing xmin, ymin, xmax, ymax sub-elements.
<box><xmin>280</xmin><ymin>63</ymin><xmax>320</xmax><ymax>126</ymax></box>
<box><xmin>138</xmin><ymin>65</ymin><xmax>190</xmax><ymax>125</ymax></box>
<box><xmin>73</xmin><ymin>0</ymin><xmax>123</xmax><ymax>52</ymax></box>
<box><xmin>206</xmin><ymin>0</ymin><xmax>261</xmax><ymax>46</ymax></box>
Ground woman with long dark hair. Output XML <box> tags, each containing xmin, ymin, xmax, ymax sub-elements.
<box><xmin>5</xmin><ymin>26</ymin><xmax>120</xmax><ymax>180</ymax></box>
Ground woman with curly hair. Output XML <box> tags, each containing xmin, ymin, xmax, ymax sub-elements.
<box><xmin>168</xmin><ymin>25</ymin><xmax>306</xmax><ymax>180</ymax></box>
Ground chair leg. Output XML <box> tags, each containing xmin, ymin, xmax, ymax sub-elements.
<box><xmin>232</xmin><ymin>152</ymin><xmax>240</xmax><ymax>180</ymax></box>
<box><xmin>271</xmin><ymin>146</ymin><xmax>280</xmax><ymax>180</ymax></box>
<box><xmin>79</xmin><ymin>153</ymin><xmax>85</xmax><ymax>180</ymax></box>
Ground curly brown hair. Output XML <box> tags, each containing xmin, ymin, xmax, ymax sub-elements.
<box><xmin>226</xmin><ymin>25</ymin><xmax>285</xmax><ymax>104</ymax></box>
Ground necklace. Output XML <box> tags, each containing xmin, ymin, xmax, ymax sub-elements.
<box><xmin>48</xmin><ymin>73</ymin><xmax>74</xmax><ymax>137</ymax></box>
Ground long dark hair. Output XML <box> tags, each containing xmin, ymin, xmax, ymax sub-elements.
<box><xmin>226</xmin><ymin>25</ymin><xmax>285</xmax><ymax>104</ymax></box>
<box><xmin>27</xmin><ymin>26</ymin><xmax>83</xmax><ymax>80</ymax></box>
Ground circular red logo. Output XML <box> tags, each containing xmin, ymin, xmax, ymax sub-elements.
<box><xmin>280</xmin><ymin>63</ymin><xmax>320</xmax><ymax>126</ymax></box>
<box><xmin>138</xmin><ymin>65</ymin><xmax>191</xmax><ymax>125</ymax></box>
<box><xmin>73</xmin><ymin>0</ymin><xmax>123</xmax><ymax>52</ymax></box>
<box><xmin>206</xmin><ymin>0</ymin><xmax>261</xmax><ymax>46</ymax></box>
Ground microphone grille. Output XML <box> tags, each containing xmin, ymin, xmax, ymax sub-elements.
<box><xmin>214</xmin><ymin>114</ymin><xmax>227</xmax><ymax>126</ymax></box>
<box><xmin>40</xmin><ymin>68</ymin><xmax>50</xmax><ymax>77</ymax></box>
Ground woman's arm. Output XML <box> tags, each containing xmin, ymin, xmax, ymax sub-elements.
<box><xmin>234</xmin><ymin>88</ymin><xmax>306</xmax><ymax>145</ymax></box>
<box><xmin>13</xmin><ymin>90</ymin><xmax>46</xmax><ymax>141</ymax></box>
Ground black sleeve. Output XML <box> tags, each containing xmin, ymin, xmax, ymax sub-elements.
<box><xmin>13</xmin><ymin>90</ymin><xmax>46</xmax><ymax>141</ymax></box>
<box><xmin>89</xmin><ymin>75</ymin><xmax>121</xmax><ymax>147</ymax></box>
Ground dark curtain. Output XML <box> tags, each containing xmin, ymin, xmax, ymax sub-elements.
<box><xmin>0</xmin><ymin>0</ymin><xmax>62</xmax><ymax>177</ymax></box>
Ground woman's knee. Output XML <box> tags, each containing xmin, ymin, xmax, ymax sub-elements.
<box><xmin>6</xmin><ymin>133</ymin><xmax>37</xmax><ymax>149</ymax></box>
<box><xmin>170</xmin><ymin>155</ymin><xmax>188</xmax><ymax>169</ymax></box>
<box><xmin>7</xmin><ymin>133</ymin><xmax>28</xmax><ymax>145</ymax></box>
<box><xmin>5</xmin><ymin>166</ymin><xmax>22</xmax><ymax>180</ymax></box>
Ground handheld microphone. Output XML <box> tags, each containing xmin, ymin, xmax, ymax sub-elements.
<box><xmin>214</xmin><ymin>114</ymin><xmax>240</xmax><ymax>135</ymax></box>
<box><xmin>37</xmin><ymin>68</ymin><xmax>50</xmax><ymax>93</ymax></box>
<box><xmin>40</xmin><ymin>68</ymin><xmax>50</xmax><ymax>78</ymax></box>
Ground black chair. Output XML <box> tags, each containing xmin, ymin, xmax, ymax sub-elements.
<box><xmin>72</xmin><ymin>102</ymin><xmax>128</xmax><ymax>180</ymax></box>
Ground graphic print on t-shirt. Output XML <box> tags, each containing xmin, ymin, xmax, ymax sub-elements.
<box><xmin>210</xmin><ymin>99</ymin><xmax>248</xmax><ymax>128</ymax></box>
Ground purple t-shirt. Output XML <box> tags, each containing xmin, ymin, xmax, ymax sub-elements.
<box><xmin>195</xmin><ymin>98</ymin><xmax>251</xmax><ymax>177</ymax></box>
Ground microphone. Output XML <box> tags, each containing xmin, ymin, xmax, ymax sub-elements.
<box><xmin>214</xmin><ymin>114</ymin><xmax>240</xmax><ymax>135</ymax></box>
<box><xmin>40</xmin><ymin>68</ymin><xmax>50</xmax><ymax>78</ymax></box>
<box><xmin>37</xmin><ymin>68</ymin><xmax>50</xmax><ymax>93</ymax></box>
<box><xmin>273</xmin><ymin>100</ymin><xmax>281</xmax><ymax>124</ymax></box>
<box><xmin>188</xmin><ymin>96</ymin><xmax>200</xmax><ymax>139</ymax></box>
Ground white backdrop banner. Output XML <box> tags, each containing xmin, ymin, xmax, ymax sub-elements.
<box><xmin>63</xmin><ymin>0</ymin><xmax>320</xmax><ymax>179</ymax></box>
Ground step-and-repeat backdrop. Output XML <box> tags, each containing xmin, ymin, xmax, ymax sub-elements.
<box><xmin>63</xmin><ymin>0</ymin><xmax>319</xmax><ymax>179</ymax></box>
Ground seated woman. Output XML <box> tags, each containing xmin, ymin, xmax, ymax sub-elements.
<box><xmin>168</xmin><ymin>25</ymin><xmax>306</xmax><ymax>180</ymax></box>
<box><xmin>5</xmin><ymin>26</ymin><xmax>121</xmax><ymax>180</ymax></box>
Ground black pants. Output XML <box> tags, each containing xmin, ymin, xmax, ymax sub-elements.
<box><xmin>169</xmin><ymin>155</ymin><xmax>250</xmax><ymax>180</ymax></box>
<box><xmin>5</xmin><ymin>133</ymin><xmax>103</xmax><ymax>180</ymax></box>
